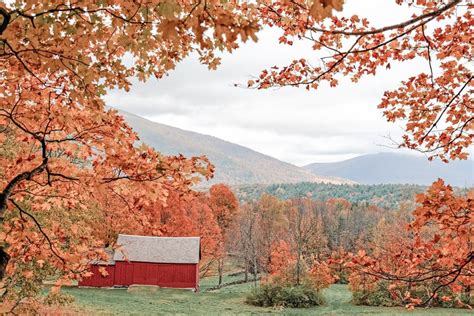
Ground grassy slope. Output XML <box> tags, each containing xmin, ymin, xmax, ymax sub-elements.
<box><xmin>64</xmin><ymin>276</ymin><xmax>470</xmax><ymax>315</ymax></box>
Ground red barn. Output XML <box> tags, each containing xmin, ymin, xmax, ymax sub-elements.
<box><xmin>79</xmin><ymin>235</ymin><xmax>201</xmax><ymax>291</ymax></box>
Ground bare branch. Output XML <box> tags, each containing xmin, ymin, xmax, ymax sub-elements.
<box><xmin>421</xmin><ymin>75</ymin><xmax>473</xmax><ymax>142</ymax></box>
<box><xmin>9</xmin><ymin>199</ymin><xmax>67</xmax><ymax>266</ymax></box>
<box><xmin>308</xmin><ymin>0</ymin><xmax>461</xmax><ymax>36</ymax></box>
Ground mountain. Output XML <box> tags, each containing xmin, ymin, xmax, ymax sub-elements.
<box><xmin>120</xmin><ymin>111</ymin><xmax>352</xmax><ymax>185</ymax></box>
<box><xmin>304</xmin><ymin>153</ymin><xmax>474</xmax><ymax>187</ymax></box>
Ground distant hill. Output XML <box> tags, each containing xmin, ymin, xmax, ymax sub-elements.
<box><xmin>304</xmin><ymin>153</ymin><xmax>474</xmax><ymax>187</ymax></box>
<box><xmin>120</xmin><ymin>111</ymin><xmax>352</xmax><ymax>185</ymax></box>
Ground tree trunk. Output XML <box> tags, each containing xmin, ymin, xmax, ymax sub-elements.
<box><xmin>0</xmin><ymin>248</ymin><xmax>9</xmax><ymax>280</ymax></box>
<box><xmin>0</xmin><ymin>195</ymin><xmax>9</xmax><ymax>280</ymax></box>
<box><xmin>0</xmin><ymin>159</ymin><xmax>49</xmax><ymax>281</ymax></box>
<box><xmin>244</xmin><ymin>260</ymin><xmax>249</xmax><ymax>282</ymax></box>
<box><xmin>217</xmin><ymin>258</ymin><xmax>224</xmax><ymax>288</ymax></box>
<box><xmin>253</xmin><ymin>245</ymin><xmax>258</xmax><ymax>288</ymax></box>
<box><xmin>253</xmin><ymin>256</ymin><xmax>258</xmax><ymax>288</ymax></box>
<box><xmin>296</xmin><ymin>245</ymin><xmax>301</xmax><ymax>285</ymax></box>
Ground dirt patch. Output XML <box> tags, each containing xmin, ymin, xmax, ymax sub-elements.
<box><xmin>126</xmin><ymin>285</ymin><xmax>161</xmax><ymax>294</ymax></box>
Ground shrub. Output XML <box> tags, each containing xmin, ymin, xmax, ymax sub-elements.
<box><xmin>248</xmin><ymin>246</ymin><xmax>334</xmax><ymax>309</ymax></box>
<box><xmin>266</xmin><ymin>255</ymin><xmax>335</xmax><ymax>292</ymax></box>
<box><xmin>246</xmin><ymin>283</ymin><xmax>324</xmax><ymax>308</ymax></box>
<box><xmin>351</xmin><ymin>279</ymin><xmax>474</xmax><ymax>308</ymax></box>
<box><xmin>351</xmin><ymin>281</ymin><xmax>397</xmax><ymax>307</ymax></box>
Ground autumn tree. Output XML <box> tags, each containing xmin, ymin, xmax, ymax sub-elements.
<box><xmin>1</xmin><ymin>0</ymin><xmax>472</xmax><ymax>310</ymax></box>
<box><xmin>323</xmin><ymin>199</ymin><xmax>384</xmax><ymax>253</ymax></box>
<box><xmin>260</xmin><ymin>221</ymin><xmax>334</xmax><ymax>303</ymax></box>
<box><xmin>0</xmin><ymin>91</ymin><xmax>213</xmax><ymax>306</ymax></box>
<box><xmin>245</xmin><ymin>0</ymin><xmax>472</xmax><ymax>307</ymax></box>
<box><xmin>186</xmin><ymin>194</ymin><xmax>223</xmax><ymax>269</ymax></box>
<box><xmin>268</xmin><ymin>239</ymin><xmax>296</xmax><ymax>277</ymax></box>
<box><xmin>232</xmin><ymin>202</ymin><xmax>260</xmax><ymax>284</ymax></box>
<box><xmin>250</xmin><ymin>0</ymin><xmax>472</xmax><ymax>162</ymax></box>
<box><xmin>349</xmin><ymin>180</ymin><xmax>473</xmax><ymax>308</ymax></box>
<box><xmin>230</xmin><ymin>194</ymin><xmax>289</xmax><ymax>285</ymax></box>
<box><xmin>0</xmin><ymin>1</ymin><xmax>343</xmax><ymax>308</ymax></box>
<box><xmin>139</xmin><ymin>190</ymin><xmax>222</xmax><ymax>263</ymax></box>
<box><xmin>254</xmin><ymin>194</ymin><xmax>288</xmax><ymax>270</ymax></box>
<box><xmin>209</xmin><ymin>184</ymin><xmax>239</xmax><ymax>286</ymax></box>
<box><xmin>286</xmin><ymin>198</ymin><xmax>328</xmax><ymax>285</ymax></box>
<box><xmin>348</xmin><ymin>216</ymin><xmax>415</xmax><ymax>306</ymax></box>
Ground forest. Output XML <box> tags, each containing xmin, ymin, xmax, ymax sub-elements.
<box><xmin>229</xmin><ymin>192</ymin><xmax>472</xmax><ymax>309</ymax></box>
<box><xmin>235</xmin><ymin>183</ymin><xmax>426</xmax><ymax>209</ymax></box>
<box><xmin>0</xmin><ymin>0</ymin><xmax>472</xmax><ymax>314</ymax></box>
<box><xmin>235</xmin><ymin>182</ymin><xmax>473</xmax><ymax>209</ymax></box>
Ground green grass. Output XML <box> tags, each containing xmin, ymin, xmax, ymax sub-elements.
<box><xmin>63</xmin><ymin>277</ymin><xmax>471</xmax><ymax>315</ymax></box>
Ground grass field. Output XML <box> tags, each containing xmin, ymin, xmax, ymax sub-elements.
<box><xmin>63</xmin><ymin>275</ymin><xmax>471</xmax><ymax>315</ymax></box>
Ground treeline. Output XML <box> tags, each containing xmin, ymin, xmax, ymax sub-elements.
<box><xmin>234</xmin><ymin>183</ymin><xmax>427</xmax><ymax>209</ymax></box>
<box><xmin>225</xmin><ymin>190</ymin><xmax>473</xmax><ymax>309</ymax></box>
<box><xmin>227</xmin><ymin>194</ymin><xmax>411</xmax><ymax>282</ymax></box>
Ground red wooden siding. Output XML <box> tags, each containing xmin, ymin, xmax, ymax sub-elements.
<box><xmin>195</xmin><ymin>263</ymin><xmax>200</xmax><ymax>292</ymax></box>
<box><xmin>115</xmin><ymin>261</ymin><xmax>198</xmax><ymax>289</ymax></box>
<box><xmin>80</xmin><ymin>262</ymin><xmax>199</xmax><ymax>290</ymax></box>
<box><xmin>79</xmin><ymin>265</ymin><xmax>115</xmax><ymax>287</ymax></box>
<box><xmin>114</xmin><ymin>261</ymin><xmax>133</xmax><ymax>286</ymax></box>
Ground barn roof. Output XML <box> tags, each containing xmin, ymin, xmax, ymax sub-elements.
<box><xmin>113</xmin><ymin>234</ymin><xmax>201</xmax><ymax>264</ymax></box>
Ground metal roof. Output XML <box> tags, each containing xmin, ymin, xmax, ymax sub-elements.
<box><xmin>113</xmin><ymin>234</ymin><xmax>201</xmax><ymax>264</ymax></box>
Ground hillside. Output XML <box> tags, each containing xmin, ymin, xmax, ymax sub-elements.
<box><xmin>304</xmin><ymin>153</ymin><xmax>474</xmax><ymax>187</ymax></box>
<box><xmin>120</xmin><ymin>111</ymin><xmax>352</xmax><ymax>185</ymax></box>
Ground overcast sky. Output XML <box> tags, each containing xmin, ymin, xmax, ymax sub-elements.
<box><xmin>104</xmin><ymin>1</ymin><xmax>464</xmax><ymax>166</ymax></box>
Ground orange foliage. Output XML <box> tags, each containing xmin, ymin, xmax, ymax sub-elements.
<box><xmin>348</xmin><ymin>180</ymin><xmax>473</xmax><ymax>307</ymax></box>
<box><xmin>266</xmin><ymin>239</ymin><xmax>334</xmax><ymax>290</ymax></box>
<box><xmin>1</xmin><ymin>0</ymin><xmax>472</xmax><ymax>310</ymax></box>
<box><xmin>209</xmin><ymin>184</ymin><xmax>239</xmax><ymax>231</ymax></box>
<box><xmin>256</xmin><ymin>194</ymin><xmax>289</xmax><ymax>269</ymax></box>
<box><xmin>250</xmin><ymin>0</ymin><xmax>473</xmax><ymax>161</ymax></box>
<box><xmin>309</xmin><ymin>261</ymin><xmax>336</xmax><ymax>290</ymax></box>
<box><xmin>268</xmin><ymin>240</ymin><xmax>295</xmax><ymax>276</ymax></box>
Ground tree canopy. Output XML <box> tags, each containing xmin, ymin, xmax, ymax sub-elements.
<box><xmin>0</xmin><ymin>0</ymin><xmax>472</xmax><ymax>311</ymax></box>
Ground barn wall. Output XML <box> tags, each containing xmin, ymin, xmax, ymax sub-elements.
<box><xmin>115</xmin><ymin>261</ymin><xmax>133</xmax><ymax>286</ymax></box>
<box><xmin>195</xmin><ymin>264</ymin><xmax>200</xmax><ymax>292</ymax></box>
<box><xmin>114</xmin><ymin>261</ymin><xmax>198</xmax><ymax>289</ymax></box>
<box><xmin>78</xmin><ymin>265</ymin><xmax>115</xmax><ymax>287</ymax></box>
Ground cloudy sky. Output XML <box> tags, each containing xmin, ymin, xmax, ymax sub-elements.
<box><xmin>104</xmin><ymin>1</ymin><xmax>451</xmax><ymax>166</ymax></box>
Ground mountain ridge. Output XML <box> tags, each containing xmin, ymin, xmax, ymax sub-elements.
<box><xmin>119</xmin><ymin>110</ymin><xmax>353</xmax><ymax>185</ymax></box>
<box><xmin>118</xmin><ymin>110</ymin><xmax>472</xmax><ymax>187</ymax></box>
<box><xmin>304</xmin><ymin>152</ymin><xmax>473</xmax><ymax>187</ymax></box>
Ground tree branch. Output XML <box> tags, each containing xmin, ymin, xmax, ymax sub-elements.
<box><xmin>9</xmin><ymin>199</ymin><xmax>67</xmax><ymax>266</ymax></box>
<box><xmin>308</xmin><ymin>0</ymin><xmax>461</xmax><ymax>36</ymax></box>
<box><xmin>421</xmin><ymin>75</ymin><xmax>473</xmax><ymax>142</ymax></box>
<box><xmin>0</xmin><ymin>160</ymin><xmax>48</xmax><ymax>221</ymax></box>
<box><xmin>420</xmin><ymin>252</ymin><xmax>473</xmax><ymax>307</ymax></box>
<box><xmin>0</xmin><ymin>7</ymin><xmax>11</xmax><ymax>35</ymax></box>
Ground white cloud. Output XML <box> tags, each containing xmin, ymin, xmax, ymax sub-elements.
<box><xmin>104</xmin><ymin>0</ymin><xmax>442</xmax><ymax>166</ymax></box>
